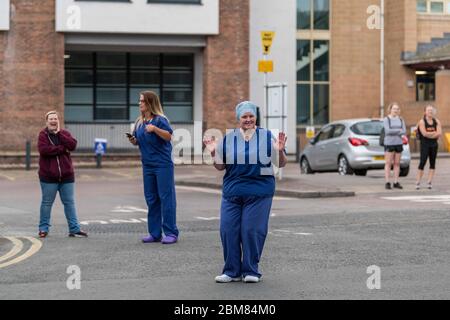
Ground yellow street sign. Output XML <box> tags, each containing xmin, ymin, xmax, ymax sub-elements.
<box><xmin>261</xmin><ymin>31</ymin><xmax>275</xmax><ymax>55</ymax></box>
<box><xmin>306</xmin><ymin>126</ymin><xmax>315</xmax><ymax>139</ymax></box>
<box><xmin>258</xmin><ymin>60</ymin><xmax>274</xmax><ymax>73</ymax></box>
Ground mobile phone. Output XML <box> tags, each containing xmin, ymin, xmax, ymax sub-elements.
<box><xmin>126</xmin><ymin>132</ymin><xmax>133</xmax><ymax>138</ymax></box>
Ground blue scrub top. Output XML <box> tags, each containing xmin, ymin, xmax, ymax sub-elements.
<box><xmin>216</xmin><ymin>128</ymin><xmax>277</xmax><ymax>198</ymax></box>
<box><xmin>134</xmin><ymin>115</ymin><xmax>174</xmax><ymax>167</ymax></box>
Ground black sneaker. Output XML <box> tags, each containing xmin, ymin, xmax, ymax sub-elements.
<box><xmin>385</xmin><ymin>183</ymin><xmax>391</xmax><ymax>190</ymax></box>
<box><xmin>393</xmin><ymin>182</ymin><xmax>403</xmax><ymax>189</ymax></box>
<box><xmin>69</xmin><ymin>230</ymin><xmax>88</xmax><ymax>238</ymax></box>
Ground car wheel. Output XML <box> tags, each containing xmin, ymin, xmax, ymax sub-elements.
<box><xmin>354</xmin><ymin>169</ymin><xmax>367</xmax><ymax>176</ymax></box>
<box><xmin>400</xmin><ymin>166</ymin><xmax>410</xmax><ymax>177</ymax></box>
<box><xmin>338</xmin><ymin>155</ymin><xmax>354</xmax><ymax>175</ymax></box>
<box><xmin>300</xmin><ymin>157</ymin><xmax>314</xmax><ymax>174</ymax></box>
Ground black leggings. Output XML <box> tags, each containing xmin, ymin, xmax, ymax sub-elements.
<box><xmin>418</xmin><ymin>143</ymin><xmax>438</xmax><ymax>170</ymax></box>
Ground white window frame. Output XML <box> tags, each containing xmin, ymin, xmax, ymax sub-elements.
<box><xmin>417</xmin><ymin>0</ymin><xmax>450</xmax><ymax>15</ymax></box>
<box><xmin>0</xmin><ymin>0</ymin><xmax>10</xmax><ymax>31</ymax></box>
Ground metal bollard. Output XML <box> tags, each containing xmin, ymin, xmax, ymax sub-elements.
<box><xmin>25</xmin><ymin>140</ymin><xmax>31</xmax><ymax>171</ymax></box>
<box><xmin>96</xmin><ymin>153</ymin><xmax>102</xmax><ymax>169</ymax></box>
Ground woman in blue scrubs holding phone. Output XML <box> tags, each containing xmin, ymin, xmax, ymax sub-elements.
<box><xmin>204</xmin><ymin>101</ymin><xmax>288</xmax><ymax>283</ymax></box>
<box><xmin>128</xmin><ymin>91</ymin><xmax>179</xmax><ymax>244</ymax></box>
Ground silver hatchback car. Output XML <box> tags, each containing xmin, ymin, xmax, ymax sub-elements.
<box><xmin>299</xmin><ymin>119</ymin><xmax>411</xmax><ymax>176</ymax></box>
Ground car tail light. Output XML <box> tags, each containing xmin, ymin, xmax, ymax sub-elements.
<box><xmin>348</xmin><ymin>137</ymin><xmax>369</xmax><ymax>147</ymax></box>
<box><xmin>402</xmin><ymin>135</ymin><xmax>409</xmax><ymax>145</ymax></box>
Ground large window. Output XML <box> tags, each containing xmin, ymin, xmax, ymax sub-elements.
<box><xmin>417</xmin><ymin>0</ymin><xmax>450</xmax><ymax>14</ymax></box>
<box><xmin>297</xmin><ymin>40</ymin><xmax>330</xmax><ymax>125</ymax></box>
<box><xmin>314</xmin><ymin>0</ymin><xmax>329</xmax><ymax>30</ymax></box>
<box><xmin>297</xmin><ymin>0</ymin><xmax>330</xmax><ymax>126</ymax></box>
<box><xmin>297</xmin><ymin>0</ymin><xmax>329</xmax><ymax>30</ymax></box>
<box><xmin>297</xmin><ymin>0</ymin><xmax>311</xmax><ymax>30</ymax></box>
<box><xmin>65</xmin><ymin>52</ymin><xmax>194</xmax><ymax>123</ymax></box>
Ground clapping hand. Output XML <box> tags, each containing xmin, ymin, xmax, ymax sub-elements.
<box><xmin>273</xmin><ymin>132</ymin><xmax>287</xmax><ymax>151</ymax></box>
<box><xmin>203</xmin><ymin>136</ymin><xmax>217</xmax><ymax>155</ymax></box>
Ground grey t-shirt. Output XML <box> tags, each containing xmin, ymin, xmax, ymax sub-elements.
<box><xmin>383</xmin><ymin>116</ymin><xmax>406</xmax><ymax>146</ymax></box>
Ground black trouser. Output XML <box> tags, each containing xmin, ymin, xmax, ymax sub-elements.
<box><xmin>418</xmin><ymin>142</ymin><xmax>438</xmax><ymax>170</ymax></box>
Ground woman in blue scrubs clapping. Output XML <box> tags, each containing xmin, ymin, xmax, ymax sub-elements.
<box><xmin>128</xmin><ymin>91</ymin><xmax>179</xmax><ymax>245</ymax></box>
<box><xmin>204</xmin><ymin>101</ymin><xmax>287</xmax><ymax>283</ymax></box>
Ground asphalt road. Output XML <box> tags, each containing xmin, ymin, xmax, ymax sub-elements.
<box><xmin>0</xmin><ymin>168</ymin><xmax>449</xmax><ymax>300</ymax></box>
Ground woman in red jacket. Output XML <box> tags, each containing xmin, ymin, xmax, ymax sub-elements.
<box><xmin>37</xmin><ymin>111</ymin><xmax>87</xmax><ymax>238</ymax></box>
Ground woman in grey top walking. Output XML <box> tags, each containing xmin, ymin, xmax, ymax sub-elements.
<box><xmin>383</xmin><ymin>103</ymin><xmax>407</xmax><ymax>190</ymax></box>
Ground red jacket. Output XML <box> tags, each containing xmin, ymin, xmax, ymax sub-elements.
<box><xmin>38</xmin><ymin>128</ymin><xmax>77</xmax><ymax>183</ymax></box>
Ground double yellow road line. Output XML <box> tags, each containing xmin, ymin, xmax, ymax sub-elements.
<box><xmin>0</xmin><ymin>237</ymin><xmax>42</xmax><ymax>269</ymax></box>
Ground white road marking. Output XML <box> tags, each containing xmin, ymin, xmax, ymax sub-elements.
<box><xmin>111</xmin><ymin>206</ymin><xmax>147</xmax><ymax>213</ymax></box>
<box><xmin>273</xmin><ymin>196</ymin><xmax>294</xmax><ymax>201</ymax></box>
<box><xmin>0</xmin><ymin>173</ymin><xmax>15</xmax><ymax>181</ymax></box>
<box><xmin>271</xmin><ymin>229</ymin><xmax>313</xmax><ymax>236</ymax></box>
<box><xmin>80</xmin><ymin>220</ymin><xmax>109</xmax><ymax>226</ymax></box>
<box><xmin>80</xmin><ymin>218</ymin><xmax>147</xmax><ymax>225</ymax></box>
<box><xmin>382</xmin><ymin>195</ymin><xmax>450</xmax><ymax>205</ymax></box>
<box><xmin>0</xmin><ymin>237</ymin><xmax>42</xmax><ymax>269</ymax></box>
<box><xmin>273</xmin><ymin>229</ymin><xmax>291</xmax><ymax>233</ymax></box>
<box><xmin>109</xmin><ymin>218</ymin><xmax>142</xmax><ymax>224</ymax></box>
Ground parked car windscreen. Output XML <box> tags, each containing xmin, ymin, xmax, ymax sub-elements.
<box><xmin>350</xmin><ymin>121</ymin><xmax>383</xmax><ymax>136</ymax></box>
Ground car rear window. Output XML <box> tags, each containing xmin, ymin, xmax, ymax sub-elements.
<box><xmin>350</xmin><ymin>121</ymin><xmax>383</xmax><ymax>136</ymax></box>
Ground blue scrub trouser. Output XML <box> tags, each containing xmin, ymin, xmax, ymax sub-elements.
<box><xmin>143</xmin><ymin>165</ymin><xmax>179</xmax><ymax>239</ymax></box>
<box><xmin>220</xmin><ymin>196</ymin><xmax>273</xmax><ymax>278</ymax></box>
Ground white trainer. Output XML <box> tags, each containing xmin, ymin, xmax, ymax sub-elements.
<box><xmin>215</xmin><ymin>274</ymin><xmax>241</xmax><ymax>283</ymax></box>
<box><xmin>243</xmin><ymin>275</ymin><xmax>260</xmax><ymax>283</ymax></box>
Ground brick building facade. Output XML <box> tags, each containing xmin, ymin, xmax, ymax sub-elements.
<box><xmin>1</xmin><ymin>0</ymin><xmax>450</xmax><ymax>157</ymax></box>
<box><xmin>1</xmin><ymin>0</ymin><xmax>64</xmax><ymax>151</ymax></box>
<box><xmin>298</xmin><ymin>0</ymin><xmax>450</xmax><ymax>152</ymax></box>
<box><xmin>203</xmin><ymin>0</ymin><xmax>249</xmax><ymax>132</ymax></box>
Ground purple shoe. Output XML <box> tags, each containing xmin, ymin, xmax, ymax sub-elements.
<box><xmin>142</xmin><ymin>235</ymin><xmax>161</xmax><ymax>243</ymax></box>
<box><xmin>161</xmin><ymin>235</ymin><xmax>178</xmax><ymax>244</ymax></box>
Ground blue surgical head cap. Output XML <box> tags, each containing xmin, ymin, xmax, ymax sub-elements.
<box><xmin>235</xmin><ymin>101</ymin><xmax>258</xmax><ymax>121</ymax></box>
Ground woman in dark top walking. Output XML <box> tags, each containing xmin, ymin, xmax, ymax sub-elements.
<box><xmin>416</xmin><ymin>105</ymin><xmax>442</xmax><ymax>190</ymax></box>
<box><xmin>37</xmin><ymin>111</ymin><xmax>87</xmax><ymax>238</ymax></box>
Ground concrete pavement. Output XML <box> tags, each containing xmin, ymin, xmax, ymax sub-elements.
<box><xmin>1</xmin><ymin>160</ymin><xmax>450</xmax><ymax>300</ymax></box>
